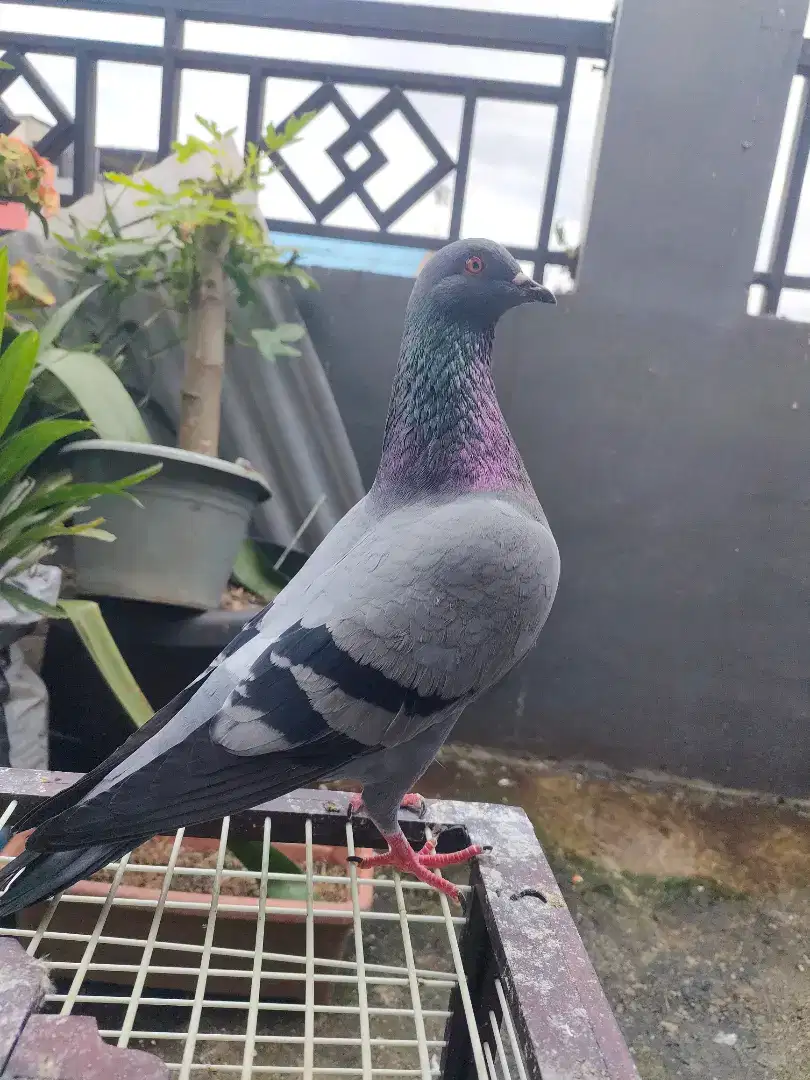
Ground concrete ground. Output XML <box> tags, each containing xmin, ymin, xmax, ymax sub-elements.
<box><xmin>417</xmin><ymin>745</ymin><xmax>810</xmax><ymax>1080</ymax></box>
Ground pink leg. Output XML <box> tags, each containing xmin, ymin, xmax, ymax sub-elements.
<box><xmin>348</xmin><ymin>791</ymin><xmax>426</xmax><ymax>819</ymax></box>
<box><xmin>352</xmin><ymin>832</ymin><xmax>484</xmax><ymax>903</ymax></box>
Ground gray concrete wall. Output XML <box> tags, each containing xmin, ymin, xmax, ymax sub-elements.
<box><xmin>298</xmin><ymin>0</ymin><xmax>810</xmax><ymax>796</ymax></box>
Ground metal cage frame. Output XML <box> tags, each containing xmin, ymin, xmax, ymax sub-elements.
<box><xmin>0</xmin><ymin>767</ymin><xmax>637</xmax><ymax>1080</ymax></box>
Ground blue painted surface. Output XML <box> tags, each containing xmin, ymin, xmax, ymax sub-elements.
<box><xmin>273</xmin><ymin>232</ymin><xmax>426</xmax><ymax>278</ymax></box>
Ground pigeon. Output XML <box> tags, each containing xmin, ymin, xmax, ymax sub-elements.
<box><xmin>0</xmin><ymin>238</ymin><xmax>559</xmax><ymax>911</ymax></box>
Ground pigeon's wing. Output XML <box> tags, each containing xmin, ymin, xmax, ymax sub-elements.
<box><xmin>213</xmin><ymin>492</ymin><xmax>559</xmax><ymax>754</ymax></box>
<box><xmin>27</xmin><ymin>643</ymin><xmax>380</xmax><ymax>850</ymax></box>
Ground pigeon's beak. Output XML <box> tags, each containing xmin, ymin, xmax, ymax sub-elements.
<box><xmin>512</xmin><ymin>271</ymin><xmax>557</xmax><ymax>305</ymax></box>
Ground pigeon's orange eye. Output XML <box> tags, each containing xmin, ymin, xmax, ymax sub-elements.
<box><xmin>465</xmin><ymin>255</ymin><xmax>484</xmax><ymax>275</ymax></box>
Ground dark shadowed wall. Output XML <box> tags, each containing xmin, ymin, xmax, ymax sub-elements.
<box><xmin>297</xmin><ymin>0</ymin><xmax>810</xmax><ymax>796</ymax></box>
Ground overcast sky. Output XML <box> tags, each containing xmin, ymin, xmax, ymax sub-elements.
<box><xmin>2</xmin><ymin>0</ymin><xmax>809</xmax><ymax>315</ymax></box>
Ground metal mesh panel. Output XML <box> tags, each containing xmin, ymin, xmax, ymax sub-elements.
<box><xmin>0</xmin><ymin>798</ymin><xmax>527</xmax><ymax>1080</ymax></box>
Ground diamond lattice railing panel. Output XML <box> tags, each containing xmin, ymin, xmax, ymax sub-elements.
<box><xmin>0</xmin><ymin>50</ymin><xmax>76</xmax><ymax>163</ymax></box>
<box><xmin>271</xmin><ymin>83</ymin><xmax>456</xmax><ymax>231</ymax></box>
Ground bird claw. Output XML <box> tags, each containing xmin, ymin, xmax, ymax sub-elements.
<box><xmin>399</xmin><ymin>792</ymin><xmax>427</xmax><ymax>818</ymax></box>
<box><xmin>355</xmin><ymin>832</ymin><xmax>483</xmax><ymax>904</ymax></box>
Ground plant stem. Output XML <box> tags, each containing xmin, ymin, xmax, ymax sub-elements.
<box><xmin>178</xmin><ymin>225</ymin><xmax>227</xmax><ymax>456</ymax></box>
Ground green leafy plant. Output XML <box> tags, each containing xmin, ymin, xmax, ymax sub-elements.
<box><xmin>59</xmin><ymin>598</ymin><xmax>155</xmax><ymax>728</ymax></box>
<box><xmin>4</xmin><ymin>271</ymin><xmax>151</xmax><ymax>443</ymax></box>
<box><xmin>55</xmin><ymin>114</ymin><xmax>317</xmax><ymax>458</ymax></box>
<box><xmin>0</xmin><ymin>248</ymin><xmax>155</xmax><ymax>615</ymax></box>
<box><xmin>39</xmin><ymin>117</ymin><xmax>319</xmax><ymax>603</ymax></box>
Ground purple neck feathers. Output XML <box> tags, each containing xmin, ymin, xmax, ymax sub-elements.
<box><xmin>374</xmin><ymin>305</ymin><xmax>533</xmax><ymax>500</ymax></box>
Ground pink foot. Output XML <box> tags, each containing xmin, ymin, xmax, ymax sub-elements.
<box><xmin>347</xmin><ymin>791</ymin><xmax>427</xmax><ymax>819</ymax></box>
<box><xmin>351</xmin><ymin>831</ymin><xmax>484</xmax><ymax>903</ymax></box>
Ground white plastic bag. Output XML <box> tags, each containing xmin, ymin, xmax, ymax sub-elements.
<box><xmin>0</xmin><ymin>564</ymin><xmax>62</xmax><ymax>770</ymax></box>
<box><xmin>0</xmin><ymin>644</ymin><xmax>49</xmax><ymax>769</ymax></box>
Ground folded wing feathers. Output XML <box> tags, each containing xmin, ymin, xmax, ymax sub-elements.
<box><xmin>12</xmin><ymin>494</ymin><xmax>558</xmax><ymax>857</ymax></box>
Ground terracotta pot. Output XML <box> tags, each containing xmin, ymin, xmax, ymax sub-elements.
<box><xmin>0</xmin><ymin>202</ymin><xmax>29</xmax><ymax>230</ymax></box>
<box><xmin>2</xmin><ymin>834</ymin><xmax>374</xmax><ymax>1003</ymax></box>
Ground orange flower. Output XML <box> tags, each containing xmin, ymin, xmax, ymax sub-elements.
<box><xmin>29</xmin><ymin>145</ymin><xmax>48</xmax><ymax>169</ymax></box>
<box><xmin>37</xmin><ymin>182</ymin><xmax>60</xmax><ymax>217</ymax></box>
<box><xmin>1</xmin><ymin>135</ymin><xmax>31</xmax><ymax>156</ymax></box>
<box><xmin>36</xmin><ymin>160</ymin><xmax>59</xmax><ymax>217</ymax></box>
<box><xmin>0</xmin><ymin>135</ymin><xmax>59</xmax><ymax>218</ymax></box>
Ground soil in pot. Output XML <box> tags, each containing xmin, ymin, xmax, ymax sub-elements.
<box><xmin>90</xmin><ymin>835</ymin><xmax>352</xmax><ymax>903</ymax></box>
<box><xmin>2</xmin><ymin>833</ymin><xmax>375</xmax><ymax>1003</ymax></box>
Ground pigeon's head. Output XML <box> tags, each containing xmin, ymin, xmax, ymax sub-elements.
<box><xmin>408</xmin><ymin>238</ymin><xmax>556</xmax><ymax>325</ymax></box>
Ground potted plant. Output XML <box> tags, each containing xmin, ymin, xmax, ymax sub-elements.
<box><xmin>51</xmin><ymin>116</ymin><xmax>316</xmax><ymax>610</ymax></box>
<box><xmin>2</xmin><ymin>828</ymin><xmax>374</xmax><ymax>1002</ymax></box>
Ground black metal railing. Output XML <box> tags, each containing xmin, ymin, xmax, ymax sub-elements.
<box><xmin>0</xmin><ymin>0</ymin><xmax>611</xmax><ymax>276</ymax></box>
<box><xmin>753</xmin><ymin>41</ymin><xmax>810</xmax><ymax>314</ymax></box>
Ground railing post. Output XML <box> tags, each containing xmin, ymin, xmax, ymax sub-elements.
<box><xmin>157</xmin><ymin>9</ymin><xmax>183</xmax><ymax>158</ymax></box>
<box><xmin>576</xmin><ymin>0</ymin><xmax>806</xmax><ymax>322</ymax></box>
<box><xmin>72</xmin><ymin>49</ymin><xmax>98</xmax><ymax>201</ymax></box>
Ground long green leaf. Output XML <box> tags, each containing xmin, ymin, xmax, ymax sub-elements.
<box><xmin>37</xmin><ymin>348</ymin><xmax>152</xmax><ymax>443</ymax></box>
<box><xmin>8</xmin><ymin>465</ymin><xmax>161</xmax><ymax>520</ymax></box>
<box><xmin>0</xmin><ymin>501</ymin><xmax>80</xmax><ymax>556</ymax></box>
<box><xmin>59</xmin><ymin>599</ymin><xmax>155</xmax><ymax>728</ymax></box>
<box><xmin>226</xmin><ymin>835</ymin><xmax>307</xmax><ymax>899</ymax></box>
<box><xmin>90</xmin><ymin>239</ymin><xmax>162</xmax><ymax>261</ymax></box>
<box><xmin>0</xmin><ymin>248</ymin><xmax>7</xmax><ymax>330</ymax></box>
<box><xmin>0</xmin><ymin>329</ymin><xmax>39</xmax><ymax>439</ymax></box>
<box><xmin>0</xmin><ymin>419</ymin><xmax>93</xmax><ymax>491</ymax></box>
<box><xmin>0</xmin><ymin>477</ymin><xmax>35</xmax><ymax>520</ymax></box>
<box><xmin>0</xmin><ymin>519</ymin><xmax>116</xmax><ymax>566</ymax></box>
<box><xmin>0</xmin><ymin>580</ymin><xmax>63</xmax><ymax>618</ymax></box>
<box><xmin>232</xmin><ymin>539</ymin><xmax>286</xmax><ymax>602</ymax></box>
<box><xmin>37</xmin><ymin>284</ymin><xmax>100</xmax><ymax>351</ymax></box>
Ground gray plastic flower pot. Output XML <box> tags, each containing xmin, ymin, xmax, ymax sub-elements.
<box><xmin>60</xmin><ymin>440</ymin><xmax>272</xmax><ymax>611</ymax></box>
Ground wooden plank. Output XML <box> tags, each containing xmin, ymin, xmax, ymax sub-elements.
<box><xmin>0</xmin><ymin>938</ymin><xmax>169</xmax><ymax>1079</ymax></box>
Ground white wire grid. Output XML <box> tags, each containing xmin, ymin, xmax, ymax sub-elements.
<box><xmin>0</xmin><ymin>800</ymin><xmax>528</xmax><ymax>1080</ymax></box>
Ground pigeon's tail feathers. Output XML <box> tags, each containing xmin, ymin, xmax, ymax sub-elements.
<box><xmin>0</xmin><ymin>839</ymin><xmax>131</xmax><ymax>920</ymax></box>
